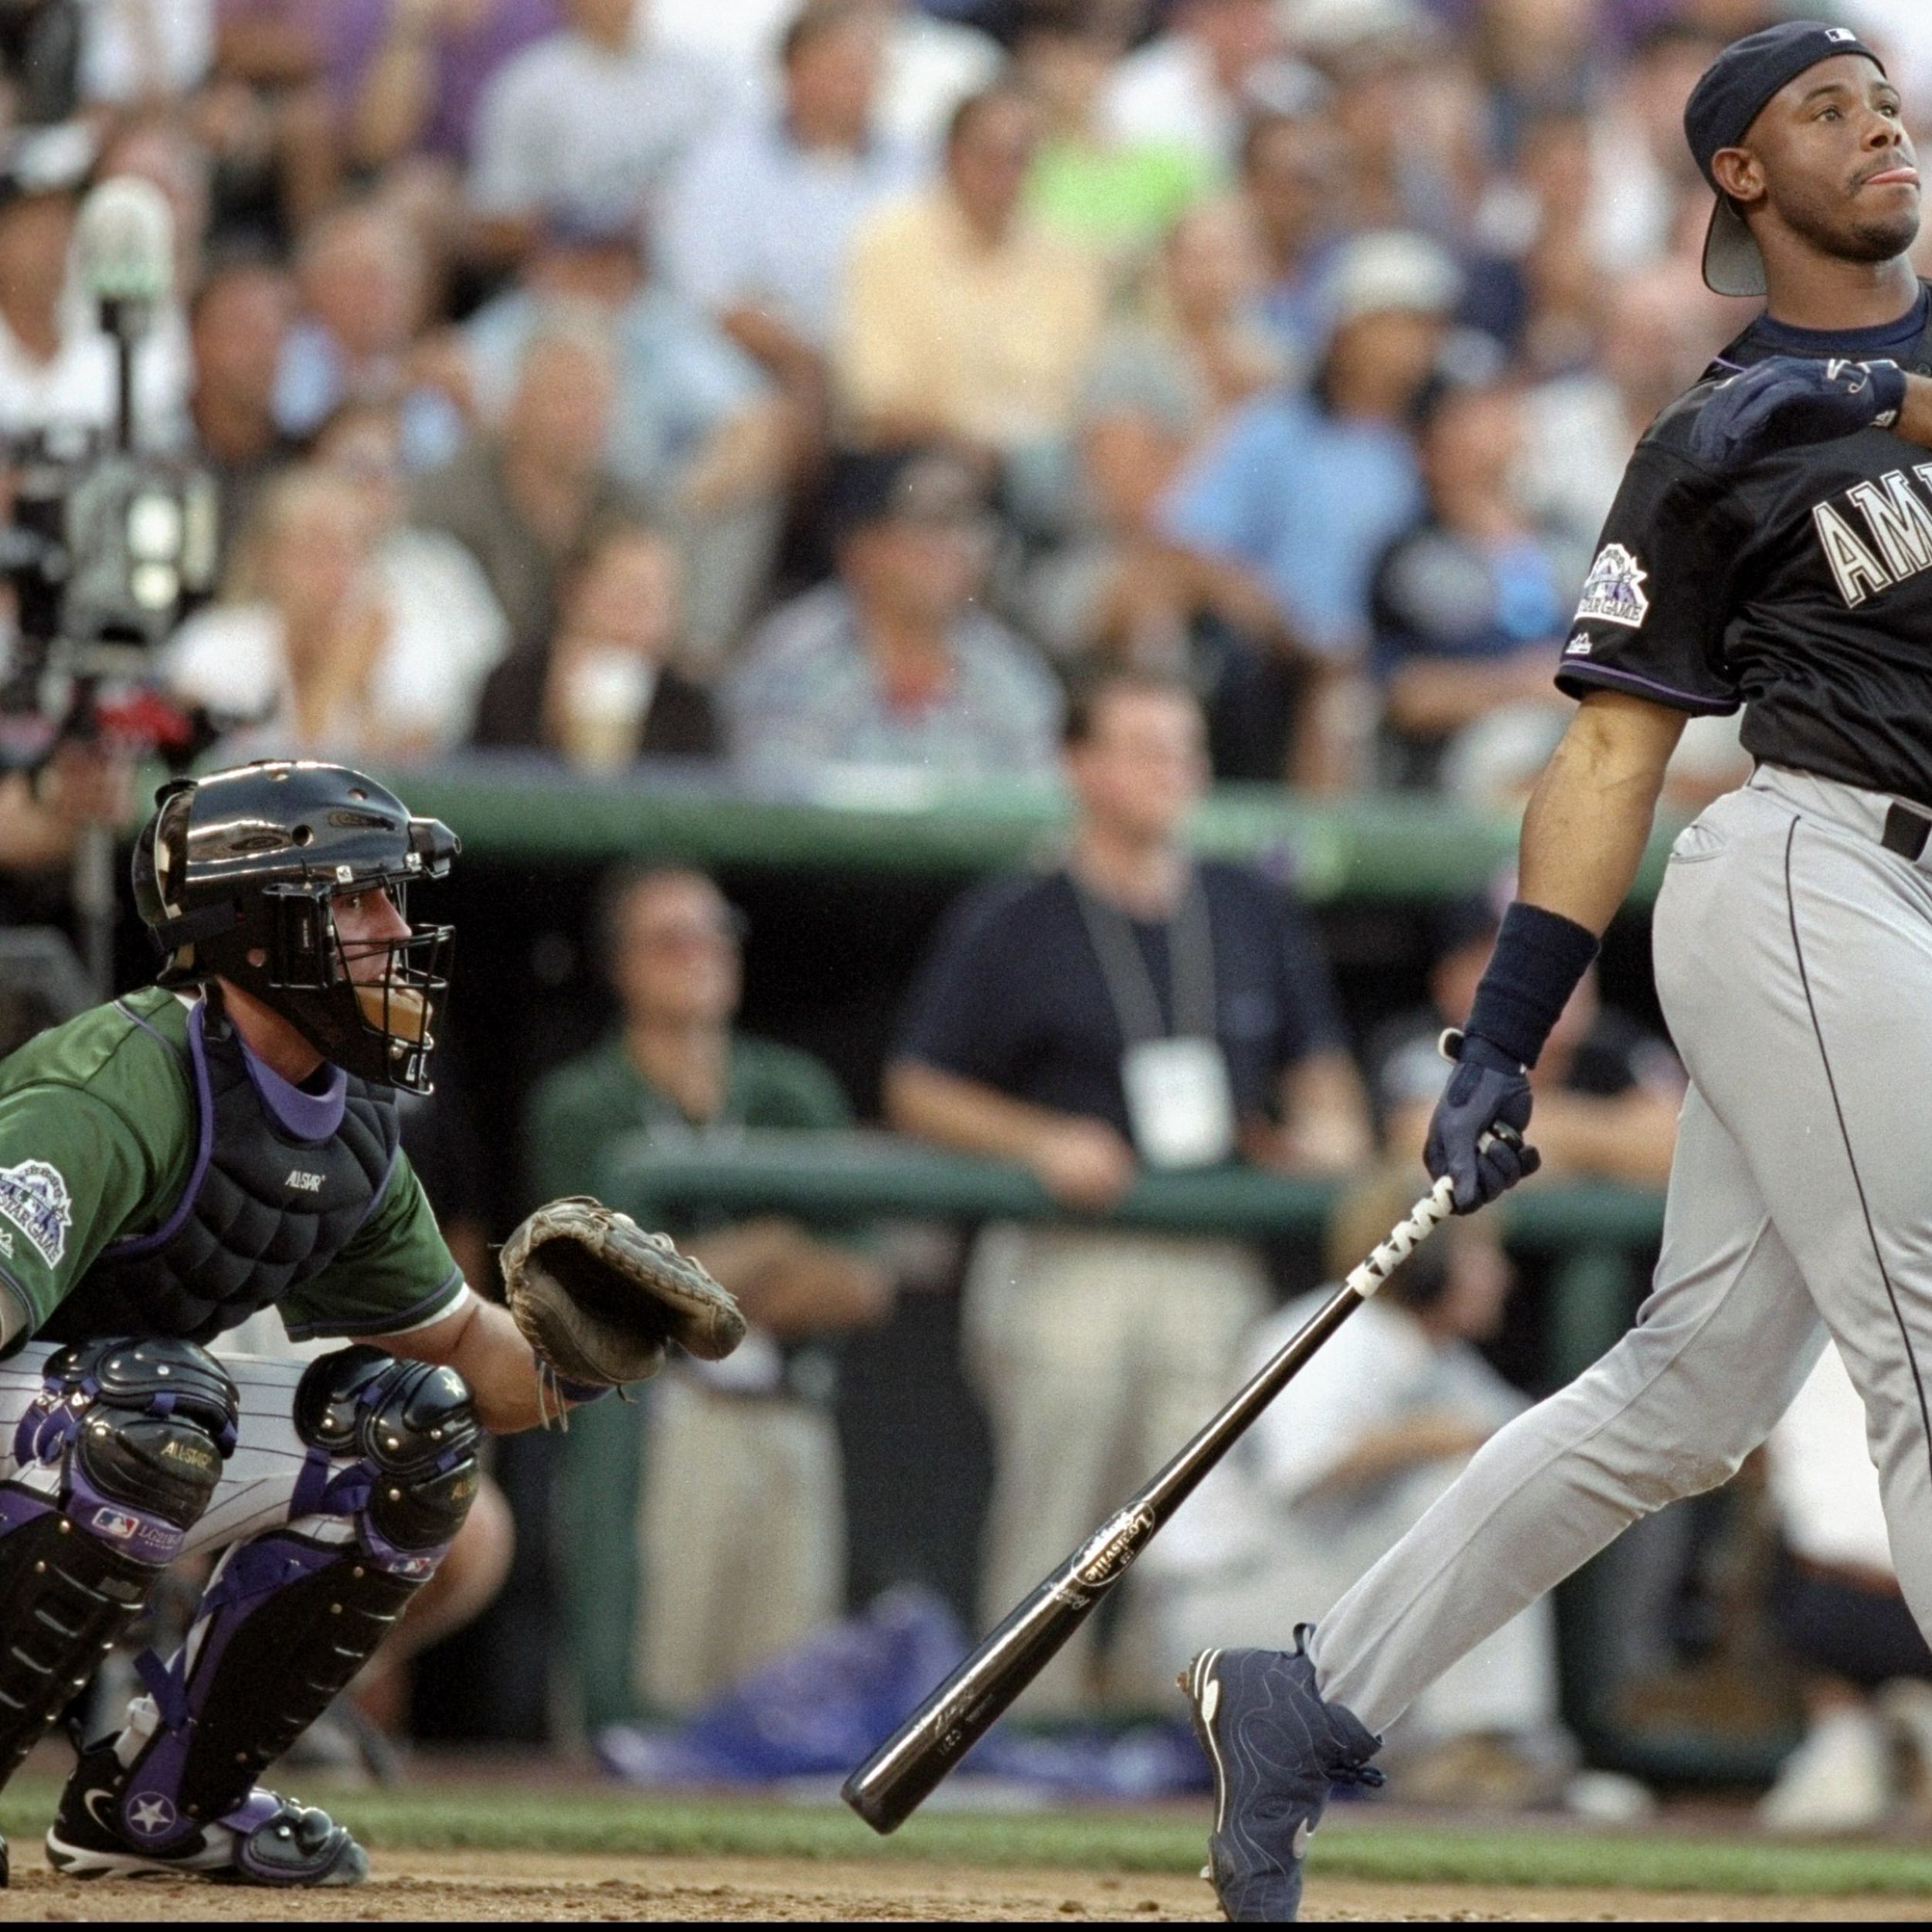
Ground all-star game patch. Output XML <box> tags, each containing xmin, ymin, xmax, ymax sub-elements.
<box><xmin>0</xmin><ymin>1159</ymin><xmax>72</xmax><ymax>1269</ymax></box>
<box><xmin>1576</xmin><ymin>544</ymin><xmax>1651</xmax><ymax>630</ymax></box>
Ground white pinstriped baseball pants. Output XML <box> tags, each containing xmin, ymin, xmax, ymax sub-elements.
<box><xmin>1312</xmin><ymin>764</ymin><xmax>1932</xmax><ymax>1734</ymax></box>
<box><xmin>0</xmin><ymin>1345</ymin><xmax>361</xmax><ymax>1560</ymax></box>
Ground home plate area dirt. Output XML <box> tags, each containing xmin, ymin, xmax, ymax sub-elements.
<box><xmin>0</xmin><ymin>1850</ymin><xmax>1926</xmax><ymax>1920</ymax></box>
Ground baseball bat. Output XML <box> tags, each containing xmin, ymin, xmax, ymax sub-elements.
<box><xmin>842</xmin><ymin>1170</ymin><xmax>1462</xmax><ymax>1834</ymax></box>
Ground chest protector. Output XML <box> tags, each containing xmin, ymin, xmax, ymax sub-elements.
<box><xmin>43</xmin><ymin>999</ymin><xmax>401</xmax><ymax>1345</ymax></box>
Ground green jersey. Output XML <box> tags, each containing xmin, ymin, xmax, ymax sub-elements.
<box><xmin>526</xmin><ymin>1032</ymin><xmax>852</xmax><ymax>1210</ymax></box>
<box><xmin>0</xmin><ymin>988</ymin><xmax>465</xmax><ymax>1345</ymax></box>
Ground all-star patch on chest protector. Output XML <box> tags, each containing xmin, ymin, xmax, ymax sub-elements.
<box><xmin>1554</xmin><ymin>280</ymin><xmax>1932</xmax><ymax>810</ymax></box>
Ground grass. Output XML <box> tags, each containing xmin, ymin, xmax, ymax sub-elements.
<box><xmin>4</xmin><ymin>1777</ymin><xmax>1932</xmax><ymax>1900</ymax></box>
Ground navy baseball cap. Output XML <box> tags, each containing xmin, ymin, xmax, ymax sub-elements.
<box><xmin>825</xmin><ymin>445</ymin><xmax>985</xmax><ymax>542</ymax></box>
<box><xmin>1684</xmin><ymin>20</ymin><xmax>1886</xmax><ymax>298</ymax></box>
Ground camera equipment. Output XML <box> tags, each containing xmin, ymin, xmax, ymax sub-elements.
<box><xmin>1</xmin><ymin>168</ymin><xmax>224</xmax><ymax>985</ymax></box>
<box><xmin>2</xmin><ymin>176</ymin><xmax>220</xmax><ymax>707</ymax></box>
<box><xmin>0</xmin><ymin>0</ymin><xmax>83</xmax><ymax>131</ymax></box>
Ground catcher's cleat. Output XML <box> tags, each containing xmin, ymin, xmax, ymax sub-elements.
<box><xmin>1180</xmin><ymin>1635</ymin><xmax>1383</xmax><ymax>1923</ymax></box>
<box><xmin>46</xmin><ymin>1743</ymin><xmax>366</xmax><ymax>1886</ymax></box>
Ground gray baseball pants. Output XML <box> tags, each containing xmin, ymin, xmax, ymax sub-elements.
<box><xmin>1311</xmin><ymin>762</ymin><xmax>1932</xmax><ymax>1734</ymax></box>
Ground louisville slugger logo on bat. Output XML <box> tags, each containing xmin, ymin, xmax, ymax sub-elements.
<box><xmin>1058</xmin><ymin>1502</ymin><xmax>1160</xmax><ymax>1603</ymax></box>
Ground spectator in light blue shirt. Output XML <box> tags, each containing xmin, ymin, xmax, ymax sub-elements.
<box><xmin>1157</xmin><ymin>230</ymin><xmax>1460</xmax><ymax>786</ymax></box>
<box><xmin>662</xmin><ymin>0</ymin><xmax>923</xmax><ymax>394</ymax></box>
<box><xmin>273</xmin><ymin>201</ymin><xmax>465</xmax><ymax>473</ymax></box>
<box><xmin>464</xmin><ymin>218</ymin><xmax>770</xmax><ymax>498</ymax></box>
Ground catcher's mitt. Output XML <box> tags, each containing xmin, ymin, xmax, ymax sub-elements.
<box><xmin>500</xmin><ymin>1196</ymin><xmax>745</xmax><ymax>1397</ymax></box>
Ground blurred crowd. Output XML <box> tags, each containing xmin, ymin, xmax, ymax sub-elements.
<box><xmin>8</xmin><ymin>0</ymin><xmax>1932</xmax><ymax>1820</ymax></box>
<box><xmin>20</xmin><ymin>0</ymin><xmax>1932</xmax><ymax>806</ymax></box>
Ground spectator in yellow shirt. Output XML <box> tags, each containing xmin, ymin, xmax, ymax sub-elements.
<box><xmin>835</xmin><ymin>83</ymin><xmax>1107</xmax><ymax>498</ymax></box>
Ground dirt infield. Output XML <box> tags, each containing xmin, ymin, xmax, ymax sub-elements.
<box><xmin>0</xmin><ymin>1849</ymin><xmax>1927</xmax><ymax>1920</ymax></box>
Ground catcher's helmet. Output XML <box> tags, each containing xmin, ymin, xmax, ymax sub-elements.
<box><xmin>131</xmin><ymin>760</ymin><xmax>459</xmax><ymax>1093</ymax></box>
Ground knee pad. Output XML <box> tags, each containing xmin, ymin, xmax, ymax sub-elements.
<box><xmin>17</xmin><ymin>1338</ymin><xmax>240</xmax><ymax>1562</ymax></box>
<box><xmin>111</xmin><ymin>1350</ymin><xmax>480</xmax><ymax>1837</ymax></box>
<box><xmin>294</xmin><ymin>1345</ymin><xmax>480</xmax><ymax>1564</ymax></box>
<box><xmin>0</xmin><ymin>1340</ymin><xmax>237</xmax><ymax>1788</ymax></box>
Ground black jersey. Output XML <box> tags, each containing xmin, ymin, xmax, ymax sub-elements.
<box><xmin>1556</xmin><ymin>283</ymin><xmax>1932</xmax><ymax>808</ymax></box>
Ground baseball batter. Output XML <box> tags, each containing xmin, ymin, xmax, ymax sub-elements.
<box><xmin>1183</xmin><ymin>22</ymin><xmax>1932</xmax><ymax>1920</ymax></box>
<box><xmin>0</xmin><ymin>759</ymin><xmax>733</xmax><ymax>1889</ymax></box>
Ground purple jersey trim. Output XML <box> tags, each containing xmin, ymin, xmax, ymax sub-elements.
<box><xmin>99</xmin><ymin>1001</ymin><xmax>219</xmax><ymax>1264</ymax></box>
<box><xmin>1556</xmin><ymin>661</ymin><xmax>1740</xmax><ymax>716</ymax></box>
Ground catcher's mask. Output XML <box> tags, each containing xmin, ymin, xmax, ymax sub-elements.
<box><xmin>131</xmin><ymin>760</ymin><xmax>459</xmax><ymax>1094</ymax></box>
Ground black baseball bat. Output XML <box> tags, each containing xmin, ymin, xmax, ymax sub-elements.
<box><xmin>842</xmin><ymin>1172</ymin><xmax>1459</xmax><ymax>1833</ymax></box>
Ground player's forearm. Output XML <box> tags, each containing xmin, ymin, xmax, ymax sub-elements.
<box><xmin>1518</xmin><ymin>692</ymin><xmax>1687</xmax><ymax>936</ymax></box>
<box><xmin>376</xmin><ymin>1295</ymin><xmax>570</xmax><ymax>1434</ymax></box>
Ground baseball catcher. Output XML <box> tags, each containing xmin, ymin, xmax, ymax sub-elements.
<box><xmin>0</xmin><ymin>758</ymin><xmax>736</xmax><ymax>1888</ymax></box>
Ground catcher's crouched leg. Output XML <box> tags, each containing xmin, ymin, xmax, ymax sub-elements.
<box><xmin>0</xmin><ymin>1338</ymin><xmax>236</xmax><ymax>1888</ymax></box>
<box><xmin>48</xmin><ymin>1346</ymin><xmax>478</xmax><ymax>1886</ymax></box>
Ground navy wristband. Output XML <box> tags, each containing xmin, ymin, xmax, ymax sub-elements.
<box><xmin>1464</xmin><ymin>902</ymin><xmax>1600</xmax><ymax>1070</ymax></box>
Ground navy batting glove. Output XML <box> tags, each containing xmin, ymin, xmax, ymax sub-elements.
<box><xmin>1691</xmin><ymin>356</ymin><xmax>1906</xmax><ymax>472</ymax></box>
<box><xmin>1424</xmin><ymin>1031</ymin><xmax>1541</xmax><ymax>1216</ymax></box>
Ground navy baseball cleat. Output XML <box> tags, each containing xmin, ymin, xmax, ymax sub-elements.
<box><xmin>45</xmin><ymin>1741</ymin><xmax>366</xmax><ymax>1886</ymax></box>
<box><xmin>1181</xmin><ymin>1634</ymin><xmax>1384</xmax><ymax>1922</ymax></box>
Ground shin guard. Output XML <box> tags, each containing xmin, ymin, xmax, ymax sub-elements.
<box><xmin>0</xmin><ymin>1339</ymin><xmax>234</xmax><ymax>1785</ymax></box>
<box><xmin>94</xmin><ymin>1348</ymin><xmax>478</xmax><ymax>1855</ymax></box>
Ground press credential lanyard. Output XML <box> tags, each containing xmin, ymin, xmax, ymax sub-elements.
<box><xmin>1072</xmin><ymin>868</ymin><xmax>1236</xmax><ymax>1170</ymax></box>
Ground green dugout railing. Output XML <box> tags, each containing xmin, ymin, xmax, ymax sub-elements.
<box><xmin>594</xmin><ymin>1130</ymin><xmax>1657</xmax><ymax>1400</ymax></box>
<box><xmin>346</xmin><ymin>754</ymin><xmax>1681</xmax><ymax>903</ymax></box>
<box><xmin>560</xmin><ymin>1131</ymin><xmax>1678</xmax><ymax>1754</ymax></box>
<box><xmin>594</xmin><ymin>1129</ymin><xmax>1662</xmax><ymax>1255</ymax></box>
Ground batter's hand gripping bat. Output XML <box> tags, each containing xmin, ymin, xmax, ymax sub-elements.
<box><xmin>842</xmin><ymin>1165</ymin><xmax>1473</xmax><ymax>1833</ymax></box>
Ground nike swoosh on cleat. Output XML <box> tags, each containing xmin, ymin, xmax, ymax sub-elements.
<box><xmin>1190</xmin><ymin>1651</ymin><xmax>1231</xmax><ymax>1835</ymax></box>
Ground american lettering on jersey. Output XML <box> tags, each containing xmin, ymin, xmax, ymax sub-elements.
<box><xmin>1812</xmin><ymin>464</ymin><xmax>1932</xmax><ymax>607</ymax></box>
<box><xmin>1558</xmin><ymin>285</ymin><xmax>1932</xmax><ymax>808</ymax></box>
